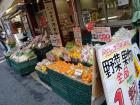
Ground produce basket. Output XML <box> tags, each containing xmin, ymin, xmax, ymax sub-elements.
<box><xmin>36</xmin><ymin>70</ymin><xmax>51</xmax><ymax>86</ymax></box>
<box><xmin>47</xmin><ymin>69</ymin><xmax>92</xmax><ymax>105</ymax></box>
<box><xmin>10</xmin><ymin>57</ymin><xmax>38</xmax><ymax>76</ymax></box>
<box><xmin>33</xmin><ymin>45</ymin><xmax>53</xmax><ymax>61</ymax></box>
<box><xmin>64</xmin><ymin>74</ymin><xmax>92</xmax><ymax>105</ymax></box>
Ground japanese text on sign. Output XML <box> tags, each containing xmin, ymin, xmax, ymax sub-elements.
<box><xmin>102</xmin><ymin>49</ymin><xmax>132</xmax><ymax>80</ymax></box>
<box><xmin>73</xmin><ymin>27</ymin><xmax>82</xmax><ymax>46</ymax></box>
<box><xmin>96</xmin><ymin>39</ymin><xmax>138</xmax><ymax>105</ymax></box>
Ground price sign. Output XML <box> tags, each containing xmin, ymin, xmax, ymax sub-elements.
<box><xmin>96</xmin><ymin>38</ymin><xmax>138</xmax><ymax>105</ymax></box>
<box><xmin>74</xmin><ymin>69</ymin><xmax>83</xmax><ymax>77</ymax></box>
<box><xmin>91</xmin><ymin>27</ymin><xmax>111</xmax><ymax>42</ymax></box>
<box><xmin>50</xmin><ymin>34</ymin><xmax>62</xmax><ymax>47</ymax></box>
<box><xmin>73</xmin><ymin>27</ymin><xmax>82</xmax><ymax>46</ymax></box>
<box><xmin>118</xmin><ymin>0</ymin><xmax>129</xmax><ymax>6</ymax></box>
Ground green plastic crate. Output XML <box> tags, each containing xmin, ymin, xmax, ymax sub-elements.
<box><xmin>14</xmin><ymin>65</ymin><xmax>35</xmax><ymax>76</ymax></box>
<box><xmin>67</xmin><ymin>86</ymin><xmax>91</xmax><ymax>105</ymax></box>
<box><xmin>64</xmin><ymin>74</ymin><xmax>92</xmax><ymax>105</ymax></box>
<box><xmin>52</xmin><ymin>86</ymin><xmax>70</xmax><ymax>102</ymax></box>
<box><xmin>10</xmin><ymin>57</ymin><xmax>38</xmax><ymax>76</ymax></box>
<box><xmin>48</xmin><ymin>70</ymin><xmax>70</xmax><ymax>102</ymax></box>
<box><xmin>64</xmin><ymin>75</ymin><xmax>92</xmax><ymax>94</ymax></box>
<box><xmin>36</xmin><ymin>70</ymin><xmax>51</xmax><ymax>86</ymax></box>
<box><xmin>47</xmin><ymin>69</ymin><xmax>92</xmax><ymax>105</ymax></box>
<box><xmin>34</xmin><ymin>45</ymin><xmax>53</xmax><ymax>61</ymax></box>
<box><xmin>4</xmin><ymin>55</ymin><xmax>11</xmax><ymax>66</ymax></box>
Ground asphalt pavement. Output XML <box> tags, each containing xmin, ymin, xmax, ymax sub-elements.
<box><xmin>0</xmin><ymin>48</ymin><xmax>70</xmax><ymax>105</ymax></box>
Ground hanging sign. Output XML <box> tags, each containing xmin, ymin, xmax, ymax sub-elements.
<box><xmin>73</xmin><ymin>27</ymin><xmax>82</xmax><ymax>46</ymax></box>
<box><xmin>44</xmin><ymin>0</ymin><xmax>62</xmax><ymax>46</ymax></box>
<box><xmin>96</xmin><ymin>38</ymin><xmax>138</xmax><ymax>105</ymax></box>
<box><xmin>50</xmin><ymin>34</ymin><xmax>62</xmax><ymax>47</ymax></box>
<box><xmin>91</xmin><ymin>27</ymin><xmax>111</xmax><ymax>42</ymax></box>
<box><xmin>118</xmin><ymin>0</ymin><xmax>129</xmax><ymax>6</ymax></box>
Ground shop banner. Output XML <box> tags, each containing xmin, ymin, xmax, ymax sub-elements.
<box><xmin>44</xmin><ymin>0</ymin><xmax>62</xmax><ymax>46</ymax></box>
<box><xmin>50</xmin><ymin>34</ymin><xmax>62</xmax><ymax>47</ymax></box>
<box><xmin>96</xmin><ymin>38</ymin><xmax>138</xmax><ymax>105</ymax></box>
<box><xmin>118</xmin><ymin>0</ymin><xmax>129</xmax><ymax>6</ymax></box>
<box><xmin>91</xmin><ymin>27</ymin><xmax>111</xmax><ymax>43</ymax></box>
<box><xmin>73</xmin><ymin>27</ymin><xmax>82</xmax><ymax>46</ymax></box>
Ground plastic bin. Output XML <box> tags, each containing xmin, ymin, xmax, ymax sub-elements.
<box><xmin>47</xmin><ymin>69</ymin><xmax>92</xmax><ymax>105</ymax></box>
<box><xmin>10</xmin><ymin>57</ymin><xmax>38</xmax><ymax>76</ymax></box>
<box><xmin>36</xmin><ymin>70</ymin><xmax>51</xmax><ymax>86</ymax></box>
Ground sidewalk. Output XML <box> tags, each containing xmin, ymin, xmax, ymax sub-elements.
<box><xmin>0</xmin><ymin>61</ymin><xmax>70</xmax><ymax>105</ymax></box>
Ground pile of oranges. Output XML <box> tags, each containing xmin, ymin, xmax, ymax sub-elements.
<box><xmin>47</xmin><ymin>61</ymin><xmax>93</xmax><ymax>84</ymax></box>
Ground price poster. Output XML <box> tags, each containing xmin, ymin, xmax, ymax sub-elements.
<box><xmin>73</xmin><ymin>27</ymin><xmax>82</xmax><ymax>46</ymax></box>
<box><xmin>96</xmin><ymin>39</ymin><xmax>138</xmax><ymax>105</ymax></box>
<box><xmin>91</xmin><ymin>27</ymin><xmax>111</xmax><ymax>42</ymax></box>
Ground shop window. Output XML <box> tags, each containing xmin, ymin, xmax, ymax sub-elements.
<box><xmin>80</xmin><ymin>0</ymin><xmax>105</xmax><ymax>26</ymax></box>
<box><xmin>105</xmin><ymin>0</ymin><xmax>132</xmax><ymax>22</ymax></box>
<box><xmin>79</xmin><ymin>0</ymin><xmax>133</xmax><ymax>28</ymax></box>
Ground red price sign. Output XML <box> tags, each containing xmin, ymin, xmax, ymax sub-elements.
<box><xmin>91</xmin><ymin>27</ymin><xmax>111</xmax><ymax>42</ymax></box>
<box><xmin>99</xmin><ymin>34</ymin><xmax>111</xmax><ymax>42</ymax></box>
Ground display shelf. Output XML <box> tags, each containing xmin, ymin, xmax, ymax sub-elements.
<box><xmin>47</xmin><ymin>69</ymin><xmax>92</xmax><ymax>105</ymax></box>
<box><xmin>10</xmin><ymin>57</ymin><xmax>38</xmax><ymax>76</ymax></box>
<box><xmin>33</xmin><ymin>45</ymin><xmax>53</xmax><ymax>61</ymax></box>
<box><xmin>36</xmin><ymin>70</ymin><xmax>51</xmax><ymax>86</ymax></box>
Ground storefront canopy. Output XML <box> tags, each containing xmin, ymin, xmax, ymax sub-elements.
<box><xmin>132</xmin><ymin>0</ymin><xmax>140</xmax><ymax>29</ymax></box>
<box><xmin>0</xmin><ymin>0</ymin><xmax>23</xmax><ymax>18</ymax></box>
<box><xmin>0</xmin><ymin>0</ymin><xmax>15</xmax><ymax>18</ymax></box>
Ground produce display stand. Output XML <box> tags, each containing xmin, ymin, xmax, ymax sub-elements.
<box><xmin>5</xmin><ymin>54</ymin><xmax>11</xmax><ymax>67</ymax></box>
<box><xmin>9</xmin><ymin>57</ymin><xmax>38</xmax><ymax>76</ymax></box>
<box><xmin>36</xmin><ymin>70</ymin><xmax>51</xmax><ymax>86</ymax></box>
<box><xmin>36</xmin><ymin>69</ymin><xmax>92</xmax><ymax>105</ymax></box>
<box><xmin>33</xmin><ymin>45</ymin><xmax>53</xmax><ymax>61</ymax></box>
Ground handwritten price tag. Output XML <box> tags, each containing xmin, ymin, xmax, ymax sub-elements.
<box><xmin>91</xmin><ymin>27</ymin><xmax>111</xmax><ymax>42</ymax></box>
<box><xmin>73</xmin><ymin>27</ymin><xmax>82</xmax><ymax>46</ymax></box>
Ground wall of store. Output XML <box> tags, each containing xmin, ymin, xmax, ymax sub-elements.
<box><xmin>80</xmin><ymin>0</ymin><xmax>97</xmax><ymax>9</ymax></box>
<box><xmin>55</xmin><ymin>0</ymin><xmax>69</xmax><ymax>15</ymax></box>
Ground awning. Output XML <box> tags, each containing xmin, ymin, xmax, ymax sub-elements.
<box><xmin>0</xmin><ymin>0</ymin><xmax>23</xmax><ymax>18</ymax></box>
<box><xmin>132</xmin><ymin>0</ymin><xmax>140</xmax><ymax>29</ymax></box>
<box><xmin>0</xmin><ymin>0</ymin><xmax>15</xmax><ymax>18</ymax></box>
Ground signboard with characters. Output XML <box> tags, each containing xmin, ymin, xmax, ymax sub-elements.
<box><xmin>96</xmin><ymin>39</ymin><xmax>138</xmax><ymax>105</ymax></box>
